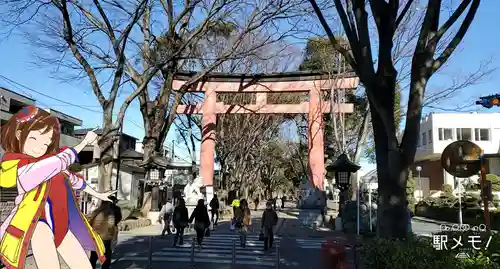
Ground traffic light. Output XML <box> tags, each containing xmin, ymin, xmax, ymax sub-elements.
<box><xmin>476</xmin><ymin>94</ymin><xmax>500</xmax><ymax>108</ymax></box>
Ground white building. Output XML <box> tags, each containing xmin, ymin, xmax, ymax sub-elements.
<box><xmin>411</xmin><ymin>112</ymin><xmax>500</xmax><ymax>197</ymax></box>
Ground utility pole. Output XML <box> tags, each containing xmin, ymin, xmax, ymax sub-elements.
<box><xmin>171</xmin><ymin>140</ymin><xmax>175</xmax><ymax>160</ymax></box>
<box><xmin>114</xmin><ymin>124</ymin><xmax>124</xmax><ymax>192</ymax></box>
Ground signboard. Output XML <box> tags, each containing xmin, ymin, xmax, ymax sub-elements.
<box><xmin>441</xmin><ymin>140</ymin><xmax>482</xmax><ymax>178</ymax></box>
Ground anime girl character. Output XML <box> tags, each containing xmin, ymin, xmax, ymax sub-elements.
<box><xmin>0</xmin><ymin>106</ymin><xmax>117</xmax><ymax>269</ymax></box>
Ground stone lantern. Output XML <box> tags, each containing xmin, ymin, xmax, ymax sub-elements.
<box><xmin>326</xmin><ymin>153</ymin><xmax>360</xmax><ymax>216</ymax></box>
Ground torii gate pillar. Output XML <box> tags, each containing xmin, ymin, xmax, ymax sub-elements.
<box><xmin>308</xmin><ymin>87</ymin><xmax>324</xmax><ymax>190</ymax></box>
<box><xmin>200</xmin><ymin>87</ymin><xmax>216</xmax><ymax>204</ymax></box>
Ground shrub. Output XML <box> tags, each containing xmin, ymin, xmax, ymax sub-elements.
<box><xmin>415</xmin><ymin>202</ymin><xmax>500</xmax><ymax>230</ymax></box>
<box><xmin>486</xmin><ymin>174</ymin><xmax>500</xmax><ymax>192</ymax></box>
<box><xmin>359</xmin><ymin>236</ymin><xmax>499</xmax><ymax>269</ymax></box>
<box><xmin>435</xmin><ymin>231</ymin><xmax>500</xmax><ymax>266</ymax></box>
<box><xmin>464</xmin><ymin>194</ymin><xmax>481</xmax><ymax>208</ymax></box>
<box><xmin>442</xmin><ymin>184</ymin><xmax>454</xmax><ymax>198</ymax></box>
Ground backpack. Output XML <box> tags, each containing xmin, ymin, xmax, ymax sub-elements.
<box><xmin>233</xmin><ymin>207</ymin><xmax>243</xmax><ymax>228</ymax></box>
<box><xmin>234</xmin><ymin>216</ymin><xmax>243</xmax><ymax>228</ymax></box>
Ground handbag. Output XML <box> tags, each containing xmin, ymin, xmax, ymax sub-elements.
<box><xmin>205</xmin><ymin>228</ymin><xmax>211</xmax><ymax>237</ymax></box>
<box><xmin>258</xmin><ymin>232</ymin><xmax>265</xmax><ymax>241</ymax></box>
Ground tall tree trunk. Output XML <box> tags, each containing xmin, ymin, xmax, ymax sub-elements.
<box><xmin>370</xmin><ymin>81</ymin><xmax>408</xmax><ymax>238</ymax></box>
<box><xmin>143</xmin><ymin>129</ymin><xmax>160</xmax><ymax>211</ymax></box>
<box><xmin>97</xmin><ymin>106</ymin><xmax>117</xmax><ymax>192</ymax></box>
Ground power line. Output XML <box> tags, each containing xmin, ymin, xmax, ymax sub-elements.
<box><xmin>0</xmin><ymin>74</ymin><xmax>195</xmax><ymax>164</ymax></box>
<box><xmin>0</xmin><ymin>74</ymin><xmax>144</xmax><ymax>129</ymax></box>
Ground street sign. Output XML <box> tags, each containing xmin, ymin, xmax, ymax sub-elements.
<box><xmin>441</xmin><ymin>140</ymin><xmax>482</xmax><ymax>178</ymax></box>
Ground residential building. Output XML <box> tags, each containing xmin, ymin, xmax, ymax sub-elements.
<box><xmin>77</xmin><ymin>161</ymin><xmax>145</xmax><ymax>213</ymax></box>
<box><xmin>44</xmin><ymin>108</ymin><xmax>83</xmax><ymax>148</ymax></box>
<box><xmin>411</xmin><ymin>112</ymin><xmax>500</xmax><ymax>197</ymax></box>
<box><xmin>0</xmin><ymin>87</ymin><xmax>36</xmax><ymax>125</ymax></box>
<box><xmin>74</xmin><ymin>128</ymin><xmax>140</xmax><ymax>164</ymax></box>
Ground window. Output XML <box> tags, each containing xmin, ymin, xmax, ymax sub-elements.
<box><xmin>438</xmin><ymin>128</ymin><xmax>453</xmax><ymax>140</ymax></box>
<box><xmin>456</xmin><ymin>128</ymin><xmax>472</xmax><ymax>140</ymax></box>
<box><xmin>428</xmin><ymin>130</ymin><xmax>432</xmax><ymax>143</ymax></box>
<box><xmin>475</xmin><ymin>128</ymin><xmax>490</xmax><ymax>141</ymax></box>
<box><xmin>422</xmin><ymin>132</ymin><xmax>427</xmax><ymax>145</ymax></box>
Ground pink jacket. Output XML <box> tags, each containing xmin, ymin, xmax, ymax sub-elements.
<box><xmin>0</xmin><ymin>148</ymin><xmax>84</xmax><ymax>240</ymax></box>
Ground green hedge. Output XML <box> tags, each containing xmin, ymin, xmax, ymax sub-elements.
<box><xmin>415</xmin><ymin>203</ymin><xmax>500</xmax><ymax>230</ymax></box>
<box><xmin>361</xmin><ymin>232</ymin><xmax>500</xmax><ymax>269</ymax></box>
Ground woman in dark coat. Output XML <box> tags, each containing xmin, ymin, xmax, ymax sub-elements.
<box><xmin>189</xmin><ymin>199</ymin><xmax>210</xmax><ymax>248</ymax></box>
<box><xmin>172</xmin><ymin>198</ymin><xmax>189</xmax><ymax>247</ymax></box>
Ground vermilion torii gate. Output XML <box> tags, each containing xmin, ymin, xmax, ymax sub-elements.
<box><xmin>173</xmin><ymin>72</ymin><xmax>359</xmax><ymax>202</ymax></box>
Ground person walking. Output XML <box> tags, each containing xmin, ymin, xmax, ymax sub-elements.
<box><xmin>159</xmin><ymin>198</ymin><xmax>175</xmax><ymax>236</ymax></box>
<box><xmin>172</xmin><ymin>198</ymin><xmax>189</xmax><ymax>247</ymax></box>
<box><xmin>276</xmin><ymin>197</ymin><xmax>282</xmax><ymax>211</ymax></box>
<box><xmin>254</xmin><ymin>197</ymin><xmax>260</xmax><ymax>211</ymax></box>
<box><xmin>209</xmin><ymin>194</ymin><xmax>220</xmax><ymax>226</ymax></box>
<box><xmin>89</xmin><ymin>196</ymin><xmax>122</xmax><ymax>269</ymax></box>
<box><xmin>237</xmin><ymin>199</ymin><xmax>252</xmax><ymax>248</ymax></box>
<box><xmin>261</xmin><ymin>200</ymin><xmax>278</xmax><ymax>252</ymax></box>
<box><xmin>232</xmin><ymin>198</ymin><xmax>240</xmax><ymax>215</ymax></box>
<box><xmin>189</xmin><ymin>199</ymin><xmax>210</xmax><ymax>249</ymax></box>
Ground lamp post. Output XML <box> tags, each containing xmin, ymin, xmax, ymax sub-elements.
<box><xmin>326</xmin><ymin>153</ymin><xmax>361</xmax><ymax>234</ymax></box>
<box><xmin>416</xmin><ymin>166</ymin><xmax>422</xmax><ymax>201</ymax></box>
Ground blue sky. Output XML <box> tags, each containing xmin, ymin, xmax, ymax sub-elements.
<box><xmin>0</xmin><ymin>1</ymin><xmax>499</xmax><ymax>173</ymax></box>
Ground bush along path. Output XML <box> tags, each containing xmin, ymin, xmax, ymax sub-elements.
<box><xmin>357</xmin><ymin>231</ymin><xmax>500</xmax><ymax>269</ymax></box>
<box><xmin>415</xmin><ymin>190</ymin><xmax>500</xmax><ymax>230</ymax></box>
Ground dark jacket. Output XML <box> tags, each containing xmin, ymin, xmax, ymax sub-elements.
<box><xmin>189</xmin><ymin>205</ymin><xmax>210</xmax><ymax>228</ymax></box>
<box><xmin>209</xmin><ymin>198</ymin><xmax>220</xmax><ymax>210</ymax></box>
<box><xmin>173</xmin><ymin>205</ymin><xmax>189</xmax><ymax>228</ymax></box>
<box><xmin>261</xmin><ymin>208</ymin><xmax>278</xmax><ymax>228</ymax></box>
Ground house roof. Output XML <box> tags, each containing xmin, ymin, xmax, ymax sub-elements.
<box><xmin>139</xmin><ymin>154</ymin><xmax>194</xmax><ymax>170</ymax></box>
<box><xmin>361</xmin><ymin>169</ymin><xmax>377</xmax><ymax>182</ymax></box>
<box><xmin>80</xmin><ymin>162</ymin><xmax>144</xmax><ymax>173</ymax></box>
<box><xmin>0</xmin><ymin>87</ymin><xmax>36</xmax><ymax>102</ymax></box>
<box><xmin>74</xmin><ymin>128</ymin><xmax>138</xmax><ymax>140</ymax></box>
<box><xmin>121</xmin><ymin>149</ymin><xmax>143</xmax><ymax>159</ymax></box>
<box><xmin>43</xmin><ymin>108</ymin><xmax>82</xmax><ymax>126</ymax></box>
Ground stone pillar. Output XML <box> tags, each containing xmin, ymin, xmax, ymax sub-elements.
<box><xmin>201</xmin><ymin>88</ymin><xmax>216</xmax><ymax>204</ymax></box>
<box><xmin>151</xmin><ymin>185</ymin><xmax>160</xmax><ymax>211</ymax></box>
<box><xmin>308</xmin><ymin>87</ymin><xmax>325</xmax><ymax>190</ymax></box>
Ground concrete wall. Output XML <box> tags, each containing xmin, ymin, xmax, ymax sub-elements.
<box><xmin>79</xmin><ymin>165</ymin><xmax>144</xmax><ymax>205</ymax></box>
<box><xmin>416</xmin><ymin>112</ymin><xmax>500</xmax><ymax>160</ymax></box>
<box><xmin>60</xmin><ymin>133</ymin><xmax>81</xmax><ymax>148</ymax></box>
<box><xmin>413</xmin><ymin>113</ymin><xmax>500</xmax><ymax>192</ymax></box>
